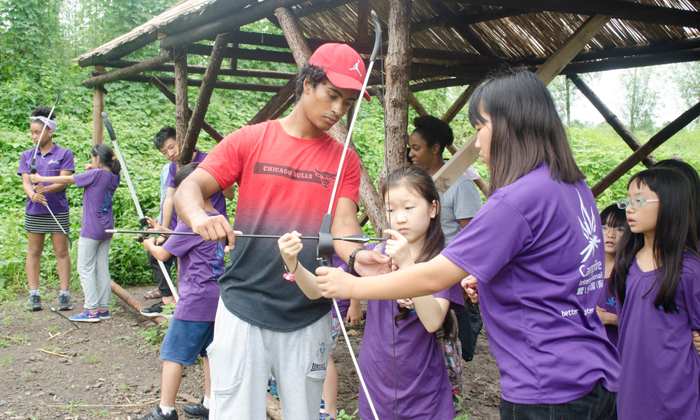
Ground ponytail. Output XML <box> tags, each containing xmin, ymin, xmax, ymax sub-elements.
<box><xmin>91</xmin><ymin>144</ymin><xmax>121</xmax><ymax>175</ymax></box>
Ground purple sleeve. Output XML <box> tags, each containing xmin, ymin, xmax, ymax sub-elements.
<box><xmin>61</xmin><ymin>149</ymin><xmax>75</xmax><ymax>173</ymax></box>
<box><xmin>166</xmin><ymin>162</ymin><xmax>176</xmax><ymax>189</ymax></box>
<box><xmin>73</xmin><ymin>170</ymin><xmax>97</xmax><ymax>188</ymax></box>
<box><xmin>441</xmin><ymin>196</ymin><xmax>531</xmax><ymax>284</ymax></box>
<box><xmin>162</xmin><ymin>222</ymin><xmax>196</xmax><ymax>258</ymax></box>
<box><xmin>683</xmin><ymin>258</ymin><xmax>700</xmax><ymax>330</ymax></box>
<box><xmin>17</xmin><ymin>151</ymin><xmax>30</xmax><ymax>175</ymax></box>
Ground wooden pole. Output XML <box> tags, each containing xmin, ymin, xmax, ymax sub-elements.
<box><xmin>385</xmin><ymin>0</ymin><xmax>412</xmax><ymax>174</ymax></box>
<box><xmin>82</xmin><ymin>50</ymin><xmax>173</xmax><ymax>88</ymax></box>
<box><xmin>356</xmin><ymin>0</ymin><xmax>370</xmax><ymax>44</ymax></box>
<box><xmin>92</xmin><ymin>66</ymin><xmax>106</xmax><ymax>146</ymax></box>
<box><xmin>248</xmin><ymin>77</ymin><xmax>298</xmax><ymax>126</ymax></box>
<box><xmin>180</xmin><ymin>33</ymin><xmax>231</xmax><ymax>166</ymax></box>
<box><xmin>568</xmin><ymin>74</ymin><xmax>656</xmax><ymax>168</ymax></box>
<box><xmin>274</xmin><ymin>6</ymin><xmax>385</xmax><ymax>233</ymax></box>
<box><xmin>432</xmin><ymin>14</ymin><xmax>611</xmax><ymax>196</ymax></box>
<box><xmin>149</xmin><ymin>77</ymin><xmax>224</xmax><ymax>142</ymax></box>
<box><xmin>174</xmin><ymin>48</ymin><xmax>189</xmax><ymax>151</ymax></box>
<box><xmin>110</xmin><ymin>281</ymin><xmax>166</xmax><ymax>324</ymax></box>
<box><xmin>408</xmin><ymin>91</ymin><xmax>428</xmax><ymax>117</ymax></box>
<box><xmin>591</xmin><ymin>101</ymin><xmax>700</xmax><ymax>197</ymax></box>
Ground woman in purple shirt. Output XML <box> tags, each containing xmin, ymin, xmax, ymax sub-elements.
<box><xmin>316</xmin><ymin>70</ymin><xmax>619</xmax><ymax>420</ymax></box>
<box><xmin>18</xmin><ymin>106</ymin><xmax>75</xmax><ymax>312</ymax></box>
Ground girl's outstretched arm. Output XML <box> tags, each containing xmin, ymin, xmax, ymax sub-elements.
<box><xmin>413</xmin><ymin>296</ymin><xmax>451</xmax><ymax>333</ymax></box>
<box><xmin>142</xmin><ymin>237</ymin><xmax>173</xmax><ymax>262</ymax></box>
<box><xmin>278</xmin><ymin>232</ymin><xmax>322</xmax><ymax>300</ymax></box>
<box><xmin>28</xmin><ymin>174</ymin><xmax>76</xmax><ymax>185</ymax></box>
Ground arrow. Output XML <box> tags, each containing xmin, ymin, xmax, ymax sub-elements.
<box><xmin>106</xmin><ymin>230</ymin><xmax>388</xmax><ymax>245</ymax></box>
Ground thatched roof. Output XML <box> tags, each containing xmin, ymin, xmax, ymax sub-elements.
<box><xmin>76</xmin><ymin>0</ymin><xmax>700</xmax><ymax>88</ymax></box>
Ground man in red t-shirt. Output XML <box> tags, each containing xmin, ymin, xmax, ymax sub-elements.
<box><xmin>172</xmin><ymin>44</ymin><xmax>388</xmax><ymax>420</ymax></box>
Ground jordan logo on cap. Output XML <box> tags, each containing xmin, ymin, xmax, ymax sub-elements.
<box><xmin>349</xmin><ymin>60</ymin><xmax>362</xmax><ymax>77</ymax></box>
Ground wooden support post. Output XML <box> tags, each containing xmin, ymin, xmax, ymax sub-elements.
<box><xmin>275</xmin><ymin>6</ymin><xmax>385</xmax><ymax>233</ymax></box>
<box><xmin>111</xmin><ymin>281</ymin><xmax>166</xmax><ymax>324</ymax></box>
<box><xmin>175</xmin><ymin>48</ymin><xmax>189</xmax><ymax>150</ymax></box>
<box><xmin>432</xmin><ymin>14</ymin><xmax>611</xmax><ymax>196</ymax></box>
<box><xmin>568</xmin><ymin>74</ymin><xmax>656</xmax><ymax>168</ymax></box>
<box><xmin>591</xmin><ymin>101</ymin><xmax>700</xmax><ymax>197</ymax></box>
<box><xmin>248</xmin><ymin>77</ymin><xmax>298</xmax><ymax>126</ymax></box>
<box><xmin>385</xmin><ymin>0</ymin><xmax>412</xmax><ymax>174</ymax></box>
<box><xmin>180</xmin><ymin>33</ymin><xmax>231</xmax><ymax>166</ymax></box>
<box><xmin>230</xmin><ymin>27</ymin><xmax>240</xmax><ymax>70</ymax></box>
<box><xmin>149</xmin><ymin>77</ymin><xmax>224</xmax><ymax>142</ymax></box>
<box><xmin>92</xmin><ymin>66</ymin><xmax>106</xmax><ymax>146</ymax></box>
<box><xmin>356</xmin><ymin>0</ymin><xmax>370</xmax><ymax>44</ymax></box>
<box><xmin>82</xmin><ymin>50</ymin><xmax>173</xmax><ymax>88</ymax></box>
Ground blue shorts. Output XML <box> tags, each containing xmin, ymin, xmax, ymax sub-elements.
<box><xmin>160</xmin><ymin>318</ymin><xmax>214</xmax><ymax>365</ymax></box>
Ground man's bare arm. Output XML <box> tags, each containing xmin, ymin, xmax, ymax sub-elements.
<box><xmin>330</xmin><ymin>197</ymin><xmax>364</xmax><ymax>263</ymax></box>
<box><xmin>175</xmin><ymin>168</ymin><xmax>235</xmax><ymax>244</ymax></box>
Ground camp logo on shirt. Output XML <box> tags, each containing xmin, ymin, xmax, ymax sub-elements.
<box><xmin>100</xmin><ymin>190</ymin><xmax>113</xmax><ymax>215</ymax></box>
<box><xmin>47</xmin><ymin>159</ymin><xmax>60</xmax><ymax>165</ymax></box>
<box><xmin>606</xmin><ymin>297</ymin><xmax>616</xmax><ymax>308</ymax></box>
<box><xmin>577</xmin><ymin>190</ymin><xmax>600</xmax><ymax>263</ymax></box>
<box><xmin>253</xmin><ymin>162</ymin><xmax>336</xmax><ymax>188</ymax></box>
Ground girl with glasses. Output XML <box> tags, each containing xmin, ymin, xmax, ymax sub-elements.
<box><xmin>610</xmin><ymin>167</ymin><xmax>700</xmax><ymax>419</ymax></box>
<box><xmin>596</xmin><ymin>204</ymin><xmax>627</xmax><ymax>349</ymax></box>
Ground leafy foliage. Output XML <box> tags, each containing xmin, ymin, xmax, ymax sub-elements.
<box><xmin>620</xmin><ymin>67</ymin><xmax>660</xmax><ymax>133</ymax></box>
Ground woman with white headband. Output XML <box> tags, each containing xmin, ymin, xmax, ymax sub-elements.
<box><xmin>17</xmin><ymin>105</ymin><xmax>75</xmax><ymax>312</ymax></box>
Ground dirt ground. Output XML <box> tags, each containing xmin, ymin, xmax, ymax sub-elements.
<box><xmin>0</xmin><ymin>286</ymin><xmax>500</xmax><ymax>420</ymax></box>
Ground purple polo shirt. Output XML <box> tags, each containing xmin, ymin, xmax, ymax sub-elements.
<box><xmin>74</xmin><ymin>169</ymin><xmax>120</xmax><ymax>240</ymax></box>
<box><xmin>442</xmin><ymin>164</ymin><xmax>619</xmax><ymax>404</ymax></box>
<box><xmin>616</xmin><ymin>256</ymin><xmax>700</xmax><ymax>419</ymax></box>
<box><xmin>596</xmin><ymin>276</ymin><xmax>619</xmax><ymax>347</ymax></box>
<box><xmin>18</xmin><ymin>143</ymin><xmax>75</xmax><ymax>215</ymax></box>
<box><xmin>165</xmin><ymin>149</ymin><xmax>228</xmax><ymax>230</ymax></box>
<box><xmin>162</xmin><ymin>212</ymin><xmax>224</xmax><ymax>322</ymax></box>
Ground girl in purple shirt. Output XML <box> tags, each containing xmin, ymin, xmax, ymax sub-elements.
<box><xmin>596</xmin><ymin>204</ymin><xmax>627</xmax><ymax>347</ymax></box>
<box><xmin>315</xmin><ymin>70</ymin><xmax>619</xmax><ymax>420</ymax></box>
<box><xmin>30</xmin><ymin>144</ymin><xmax>121</xmax><ymax>322</ymax></box>
<box><xmin>280</xmin><ymin>166</ymin><xmax>463</xmax><ymax>420</ymax></box>
<box><xmin>611</xmin><ymin>168</ymin><xmax>700</xmax><ymax>420</ymax></box>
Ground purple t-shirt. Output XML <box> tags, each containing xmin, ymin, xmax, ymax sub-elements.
<box><xmin>616</xmin><ymin>256</ymin><xmax>700</xmax><ymax>420</ymax></box>
<box><xmin>442</xmin><ymin>164</ymin><xmax>619</xmax><ymax>404</ymax></box>
<box><xmin>73</xmin><ymin>169</ymin><xmax>120</xmax><ymax>240</ymax></box>
<box><xmin>162</xmin><ymin>213</ymin><xmax>224</xmax><ymax>322</ymax></box>
<box><xmin>358</xmin><ymin>250</ymin><xmax>464</xmax><ymax>420</ymax></box>
<box><xmin>596</xmin><ymin>276</ymin><xmax>619</xmax><ymax>347</ymax></box>
<box><xmin>18</xmin><ymin>143</ymin><xmax>75</xmax><ymax>215</ymax></box>
<box><xmin>331</xmin><ymin>254</ymin><xmax>350</xmax><ymax>320</ymax></box>
<box><xmin>165</xmin><ymin>149</ymin><xmax>228</xmax><ymax>230</ymax></box>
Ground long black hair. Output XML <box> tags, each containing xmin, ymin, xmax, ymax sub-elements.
<box><xmin>610</xmin><ymin>168</ymin><xmax>699</xmax><ymax>313</ymax></box>
<box><xmin>412</xmin><ymin>115</ymin><xmax>454</xmax><ymax>156</ymax></box>
<box><xmin>653</xmin><ymin>159</ymin><xmax>700</xmax><ymax>239</ymax></box>
<box><xmin>380</xmin><ymin>166</ymin><xmax>456</xmax><ymax>336</ymax></box>
<box><xmin>91</xmin><ymin>144</ymin><xmax>121</xmax><ymax>175</ymax></box>
<box><xmin>600</xmin><ymin>203</ymin><xmax>626</xmax><ymax>230</ymax></box>
<box><xmin>174</xmin><ymin>162</ymin><xmax>200</xmax><ymax>188</ymax></box>
<box><xmin>468</xmin><ymin>69</ymin><xmax>584</xmax><ymax>194</ymax></box>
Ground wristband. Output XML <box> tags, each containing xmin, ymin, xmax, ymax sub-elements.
<box><xmin>348</xmin><ymin>248</ymin><xmax>362</xmax><ymax>275</ymax></box>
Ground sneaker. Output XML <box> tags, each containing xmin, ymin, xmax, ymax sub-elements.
<box><xmin>98</xmin><ymin>310</ymin><xmax>111</xmax><ymax>320</ymax></box>
<box><xmin>268</xmin><ymin>378</ymin><xmax>278</xmax><ymax>399</ymax></box>
<box><xmin>27</xmin><ymin>295</ymin><xmax>42</xmax><ymax>311</ymax></box>
<box><xmin>140</xmin><ymin>302</ymin><xmax>171</xmax><ymax>318</ymax></box>
<box><xmin>69</xmin><ymin>311</ymin><xmax>101</xmax><ymax>323</ymax></box>
<box><xmin>183</xmin><ymin>398</ymin><xmax>209</xmax><ymax>419</ymax></box>
<box><xmin>320</xmin><ymin>414</ymin><xmax>335</xmax><ymax>420</ymax></box>
<box><xmin>320</xmin><ymin>399</ymin><xmax>325</xmax><ymax>413</ymax></box>
<box><xmin>137</xmin><ymin>405</ymin><xmax>178</xmax><ymax>420</ymax></box>
<box><xmin>58</xmin><ymin>294</ymin><xmax>73</xmax><ymax>311</ymax></box>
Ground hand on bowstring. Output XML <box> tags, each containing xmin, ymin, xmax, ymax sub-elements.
<box><xmin>383</xmin><ymin>229</ymin><xmax>413</xmax><ymax>269</ymax></box>
<box><xmin>278</xmin><ymin>231</ymin><xmax>303</xmax><ymax>268</ymax></box>
<box><xmin>145</xmin><ymin>216</ymin><xmax>168</xmax><ymax>233</ymax></box>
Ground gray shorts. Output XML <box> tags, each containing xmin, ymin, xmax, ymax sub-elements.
<box><xmin>208</xmin><ymin>298</ymin><xmax>332</xmax><ymax>420</ymax></box>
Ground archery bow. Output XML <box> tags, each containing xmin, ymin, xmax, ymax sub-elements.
<box><xmin>102</xmin><ymin>112</ymin><xmax>180</xmax><ymax>302</ymax></box>
<box><xmin>28</xmin><ymin>89</ymin><xmax>72</xmax><ymax>249</ymax></box>
<box><xmin>317</xmin><ymin>10</ymin><xmax>383</xmax><ymax>420</ymax></box>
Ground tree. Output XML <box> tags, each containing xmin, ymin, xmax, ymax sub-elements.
<box><xmin>672</xmin><ymin>62</ymin><xmax>700</xmax><ymax>124</ymax></box>
<box><xmin>548</xmin><ymin>73</ymin><xmax>601</xmax><ymax>126</ymax></box>
<box><xmin>620</xmin><ymin>67</ymin><xmax>660</xmax><ymax>133</ymax></box>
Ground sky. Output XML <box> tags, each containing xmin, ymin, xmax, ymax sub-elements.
<box><xmin>569</xmin><ymin>64</ymin><xmax>684</xmax><ymax>125</ymax></box>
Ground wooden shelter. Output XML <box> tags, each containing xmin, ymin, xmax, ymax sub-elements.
<box><xmin>75</xmin><ymin>0</ymin><xmax>700</xmax><ymax>232</ymax></box>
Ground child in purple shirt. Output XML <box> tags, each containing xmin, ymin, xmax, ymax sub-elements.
<box><xmin>611</xmin><ymin>168</ymin><xmax>700</xmax><ymax>420</ymax></box>
<box><xmin>280</xmin><ymin>166</ymin><xmax>462</xmax><ymax>420</ymax></box>
<box><xmin>315</xmin><ymin>70</ymin><xmax>619</xmax><ymax>420</ymax></box>
<box><xmin>30</xmin><ymin>144</ymin><xmax>120</xmax><ymax>322</ymax></box>
<box><xmin>139</xmin><ymin>162</ymin><xmax>224</xmax><ymax>420</ymax></box>
<box><xmin>596</xmin><ymin>204</ymin><xmax>627</xmax><ymax>347</ymax></box>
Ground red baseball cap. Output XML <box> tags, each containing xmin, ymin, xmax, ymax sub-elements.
<box><xmin>309</xmin><ymin>43</ymin><xmax>371</xmax><ymax>102</ymax></box>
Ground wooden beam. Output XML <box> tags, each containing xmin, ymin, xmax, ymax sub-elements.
<box><xmin>122</xmin><ymin>74</ymin><xmax>284</xmax><ymax>92</ymax></box>
<box><xmin>535</xmin><ymin>14</ymin><xmax>612</xmax><ymax>85</ymax></box>
<box><xmin>82</xmin><ymin>50</ymin><xmax>173</xmax><ymax>88</ymax></box>
<box><xmin>410</xmin><ymin>77</ymin><xmax>473</xmax><ymax>92</ymax></box>
<box><xmin>433</xmin><ymin>14</ymin><xmax>610</xmax><ymax>196</ymax></box>
<box><xmin>180</xmin><ymin>33</ymin><xmax>231</xmax><ymax>166</ymax></box>
<box><xmin>248</xmin><ymin>77</ymin><xmax>298</xmax><ymax>126</ymax></box>
<box><xmin>274</xmin><ymin>6</ymin><xmax>385</xmax><ymax>234</ymax></box>
<box><xmin>356</xmin><ymin>0</ymin><xmax>370</xmax><ymax>44</ymax></box>
<box><xmin>100</xmin><ymin>59</ymin><xmax>296</xmax><ymax>80</ymax></box>
<box><xmin>92</xmin><ymin>66</ymin><xmax>105</xmax><ymax>145</ymax></box>
<box><xmin>455</xmin><ymin>0</ymin><xmax>700</xmax><ymax>28</ymax></box>
<box><xmin>428</xmin><ymin>0</ymin><xmax>499</xmax><ymax>58</ymax></box>
<box><xmin>568</xmin><ymin>74</ymin><xmax>655</xmax><ymax>168</ymax></box>
<box><xmin>442</xmin><ymin>85</ymin><xmax>474</xmax><ymax>124</ymax></box>
<box><xmin>560</xmin><ymin>47</ymin><xmax>700</xmax><ymax>75</ymax></box>
<box><xmin>591</xmin><ymin>101</ymin><xmax>700</xmax><ymax>197</ymax></box>
<box><xmin>175</xmin><ymin>48</ymin><xmax>189</xmax><ymax>149</ymax></box>
<box><xmin>162</xmin><ymin>0</ymin><xmax>299</xmax><ymax>50</ymax></box>
<box><xmin>408</xmin><ymin>92</ymin><xmax>428</xmax><ymax>116</ymax></box>
<box><xmin>149</xmin><ymin>76</ymin><xmax>224</xmax><ymax>142</ymax></box>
